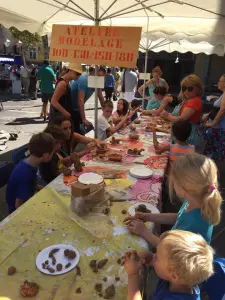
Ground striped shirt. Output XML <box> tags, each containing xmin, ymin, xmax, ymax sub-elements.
<box><xmin>170</xmin><ymin>143</ymin><xmax>195</xmax><ymax>161</ymax></box>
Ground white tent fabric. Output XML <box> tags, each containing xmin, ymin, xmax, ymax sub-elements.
<box><xmin>0</xmin><ymin>0</ymin><xmax>225</xmax><ymax>46</ymax></box>
<box><xmin>139</xmin><ymin>35</ymin><xmax>225</xmax><ymax>56</ymax></box>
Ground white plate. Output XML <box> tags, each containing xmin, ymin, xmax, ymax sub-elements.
<box><xmin>128</xmin><ymin>202</ymin><xmax>159</xmax><ymax>216</ymax></box>
<box><xmin>126</xmin><ymin>150</ymin><xmax>144</xmax><ymax>157</ymax></box>
<box><xmin>78</xmin><ymin>172</ymin><xmax>103</xmax><ymax>185</ymax></box>
<box><xmin>36</xmin><ymin>244</ymin><xmax>80</xmax><ymax>276</ymax></box>
<box><xmin>129</xmin><ymin>166</ymin><xmax>153</xmax><ymax>179</ymax></box>
<box><xmin>156</xmin><ymin>132</ymin><xmax>168</xmax><ymax>136</ymax></box>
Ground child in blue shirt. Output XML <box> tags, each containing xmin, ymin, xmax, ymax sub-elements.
<box><xmin>122</xmin><ymin>230</ymin><xmax>214</xmax><ymax>300</ymax></box>
<box><xmin>124</xmin><ymin>153</ymin><xmax>222</xmax><ymax>245</ymax></box>
<box><xmin>6</xmin><ymin>132</ymin><xmax>54</xmax><ymax>213</ymax></box>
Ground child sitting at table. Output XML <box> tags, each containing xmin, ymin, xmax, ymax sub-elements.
<box><xmin>153</xmin><ymin>119</ymin><xmax>195</xmax><ymax>161</ymax></box>
<box><xmin>97</xmin><ymin>100</ymin><xmax>130</xmax><ymax>140</ymax></box>
<box><xmin>112</xmin><ymin>98</ymin><xmax>129</xmax><ymax>129</ymax></box>
<box><xmin>124</xmin><ymin>153</ymin><xmax>222</xmax><ymax>245</ymax></box>
<box><xmin>39</xmin><ymin>124</ymin><xmax>67</xmax><ymax>184</ymax></box>
<box><xmin>130</xmin><ymin>99</ymin><xmax>141</xmax><ymax>122</ymax></box>
<box><xmin>6</xmin><ymin>132</ymin><xmax>55</xmax><ymax>213</ymax></box>
<box><xmin>122</xmin><ymin>230</ymin><xmax>214</xmax><ymax>300</ymax></box>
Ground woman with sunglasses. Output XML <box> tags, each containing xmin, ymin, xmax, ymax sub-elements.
<box><xmin>203</xmin><ymin>74</ymin><xmax>225</xmax><ymax>161</ymax></box>
<box><xmin>160</xmin><ymin>74</ymin><xmax>203</xmax><ymax>150</ymax></box>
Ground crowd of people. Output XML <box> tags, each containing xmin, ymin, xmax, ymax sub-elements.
<box><xmin>4</xmin><ymin>62</ymin><xmax>225</xmax><ymax>300</ymax></box>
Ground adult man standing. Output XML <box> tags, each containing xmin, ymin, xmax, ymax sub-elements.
<box><xmin>121</xmin><ymin>68</ymin><xmax>138</xmax><ymax>104</ymax></box>
<box><xmin>71</xmin><ymin>66</ymin><xmax>106</xmax><ymax>133</ymax></box>
<box><xmin>20</xmin><ymin>65</ymin><xmax>30</xmax><ymax>96</ymax></box>
<box><xmin>37</xmin><ymin>60</ymin><xmax>55</xmax><ymax>121</ymax></box>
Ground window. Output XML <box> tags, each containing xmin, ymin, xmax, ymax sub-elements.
<box><xmin>29</xmin><ymin>47</ymin><xmax>37</xmax><ymax>59</ymax></box>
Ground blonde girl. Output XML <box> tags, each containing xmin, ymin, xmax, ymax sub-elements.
<box><xmin>124</xmin><ymin>153</ymin><xmax>222</xmax><ymax>246</ymax></box>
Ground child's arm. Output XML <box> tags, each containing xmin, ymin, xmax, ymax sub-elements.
<box><xmin>107</xmin><ymin>114</ymin><xmax>130</xmax><ymax>134</ymax></box>
<box><xmin>122</xmin><ymin>253</ymin><xmax>142</xmax><ymax>300</ymax></box>
<box><xmin>124</xmin><ymin>212</ymin><xmax>178</xmax><ymax>225</ymax></box>
<box><xmin>153</xmin><ymin>125</ymin><xmax>170</xmax><ymax>154</ymax></box>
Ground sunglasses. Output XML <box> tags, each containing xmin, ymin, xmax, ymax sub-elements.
<box><xmin>182</xmin><ymin>86</ymin><xmax>194</xmax><ymax>92</ymax></box>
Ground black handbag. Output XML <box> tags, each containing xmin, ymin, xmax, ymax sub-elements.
<box><xmin>208</xmin><ymin>107</ymin><xmax>220</xmax><ymax>120</ymax></box>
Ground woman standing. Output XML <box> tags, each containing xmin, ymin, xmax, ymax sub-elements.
<box><xmin>203</xmin><ymin>74</ymin><xmax>225</xmax><ymax>161</ymax></box>
<box><xmin>138</xmin><ymin>66</ymin><xmax>169</xmax><ymax>109</ymax></box>
<box><xmin>29</xmin><ymin>64</ymin><xmax>37</xmax><ymax>100</ymax></box>
<box><xmin>51</xmin><ymin>63</ymin><xmax>82</xmax><ymax>119</ymax></box>
<box><xmin>160</xmin><ymin>74</ymin><xmax>203</xmax><ymax>151</ymax></box>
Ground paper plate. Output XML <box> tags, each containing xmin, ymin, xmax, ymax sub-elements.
<box><xmin>78</xmin><ymin>172</ymin><xmax>103</xmax><ymax>185</ymax></box>
<box><xmin>156</xmin><ymin>132</ymin><xmax>168</xmax><ymax>136</ymax></box>
<box><xmin>36</xmin><ymin>244</ymin><xmax>80</xmax><ymax>275</ymax></box>
<box><xmin>128</xmin><ymin>202</ymin><xmax>159</xmax><ymax>216</ymax></box>
<box><xmin>129</xmin><ymin>166</ymin><xmax>153</xmax><ymax>179</ymax></box>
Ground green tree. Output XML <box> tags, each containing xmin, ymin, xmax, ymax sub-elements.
<box><xmin>9</xmin><ymin>27</ymin><xmax>41</xmax><ymax>62</ymax></box>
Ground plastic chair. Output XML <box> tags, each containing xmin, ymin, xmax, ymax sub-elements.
<box><xmin>0</xmin><ymin>161</ymin><xmax>14</xmax><ymax>188</ymax></box>
<box><xmin>12</xmin><ymin>143</ymin><xmax>29</xmax><ymax>165</ymax></box>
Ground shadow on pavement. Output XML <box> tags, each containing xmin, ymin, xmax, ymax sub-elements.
<box><xmin>5</xmin><ymin>117</ymin><xmax>48</xmax><ymax>125</ymax></box>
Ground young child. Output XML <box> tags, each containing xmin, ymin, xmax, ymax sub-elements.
<box><xmin>6</xmin><ymin>132</ymin><xmax>54</xmax><ymax>213</ymax></box>
<box><xmin>39</xmin><ymin>124</ymin><xmax>66</xmax><ymax>184</ymax></box>
<box><xmin>153</xmin><ymin>119</ymin><xmax>195</xmax><ymax>161</ymax></box>
<box><xmin>124</xmin><ymin>153</ymin><xmax>222</xmax><ymax>245</ymax></box>
<box><xmin>122</xmin><ymin>230</ymin><xmax>214</xmax><ymax>300</ymax></box>
<box><xmin>112</xmin><ymin>98</ymin><xmax>129</xmax><ymax>129</ymax></box>
<box><xmin>97</xmin><ymin>100</ymin><xmax>130</xmax><ymax>140</ymax></box>
<box><xmin>130</xmin><ymin>99</ymin><xmax>141</xmax><ymax>122</ymax></box>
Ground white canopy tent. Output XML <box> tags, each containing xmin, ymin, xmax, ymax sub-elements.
<box><xmin>1</xmin><ymin>0</ymin><xmax>225</xmax><ymax>134</ymax></box>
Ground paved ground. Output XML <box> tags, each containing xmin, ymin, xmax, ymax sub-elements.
<box><xmin>0</xmin><ymin>94</ymin><xmax>224</xmax><ymax>260</ymax></box>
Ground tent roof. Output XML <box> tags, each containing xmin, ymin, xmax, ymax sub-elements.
<box><xmin>0</xmin><ymin>0</ymin><xmax>225</xmax><ymax>44</ymax></box>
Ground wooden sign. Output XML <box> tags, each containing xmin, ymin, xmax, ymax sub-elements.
<box><xmin>49</xmin><ymin>25</ymin><xmax>142</xmax><ymax>68</ymax></box>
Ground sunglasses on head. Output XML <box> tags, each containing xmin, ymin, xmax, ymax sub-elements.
<box><xmin>182</xmin><ymin>86</ymin><xmax>194</xmax><ymax>92</ymax></box>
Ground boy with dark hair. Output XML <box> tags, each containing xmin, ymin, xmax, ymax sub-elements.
<box><xmin>39</xmin><ymin>124</ymin><xmax>66</xmax><ymax>184</ymax></box>
<box><xmin>6</xmin><ymin>133</ymin><xmax>54</xmax><ymax>213</ymax></box>
<box><xmin>130</xmin><ymin>99</ymin><xmax>141</xmax><ymax>122</ymax></box>
<box><xmin>153</xmin><ymin>119</ymin><xmax>195</xmax><ymax>161</ymax></box>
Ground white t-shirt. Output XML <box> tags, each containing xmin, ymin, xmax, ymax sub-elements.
<box><xmin>20</xmin><ymin>66</ymin><xmax>29</xmax><ymax>79</ymax></box>
<box><xmin>97</xmin><ymin>115</ymin><xmax>111</xmax><ymax>140</ymax></box>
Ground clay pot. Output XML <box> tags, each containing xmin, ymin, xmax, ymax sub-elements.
<box><xmin>129</xmin><ymin>125</ymin><xmax>136</xmax><ymax>131</ymax></box>
<box><xmin>129</xmin><ymin>134</ymin><xmax>139</xmax><ymax>140</ymax></box>
<box><xmin>134</xmin><ymin>119</ymin><xmax>141</xmax><ymax>124</ymax></box>
<box><xmin>108</xmin><ymin>153</ymin><xmax>123</xmax><ymax>162</ymax></box>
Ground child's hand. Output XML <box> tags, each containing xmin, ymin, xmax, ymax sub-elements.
<box><xmin>122</xmin><ymin>252</ymin><xmax>141</xmax><ymax>276</ymax></box>
<box><xmin>138</xmin><ymin>250</ymin><xmax>154</xmax><ymax>266</ymax></box>
<box><xmin>124</xmin><ymin>212</ymin><xmax>150</xmax><ymax>224</ymax></box>
<box><xmin>127</xmin><ymin>219</ymin><xmax>148</xmax><ymax>237</ymax></box>
<box><xmin>160</xmin><ymin>110</ymin><xmax>169</xmax><ymax>120</ymax></box>
<box><xmin>87</xmin><ymin>141</ymin><xmax>96</xmax><ymax>150</ymax></box>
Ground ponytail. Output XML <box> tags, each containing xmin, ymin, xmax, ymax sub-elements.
<box><xmin>201</xmin><ymin>189</ymin><xmax>222</xmax><ymax>225</ymax></box>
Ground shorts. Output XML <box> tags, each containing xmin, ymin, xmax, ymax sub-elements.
<box><xmin>121</xmin><ymin>91</ymin><xmax>135</xmax><ymax>103</ymax></box>
<box><xmin>42</xmin><ymin>93</ymin><xmax>53</xmax><ymax>103</ymax></box>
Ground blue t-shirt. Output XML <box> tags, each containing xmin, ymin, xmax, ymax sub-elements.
<box><xmin>105</xmin><ymin>74</ymin><xmax>115</xmax><ymax>88</ymax></box>
<box><xmin>37</xmin><ymin>66</ymin><xmax>55</xmax><ymax>93</ymax></box>
<box><xmin>71</xmin><ymin>74</ymin><xmax>96</xmax><ymax>111</ymax></box>
<box><xmin>172</xmin><ymin>201</ymin><xmax>213</xmax><ymax>243</ymax></box>
<box><xmin>6</xmin><ymin>160</ymin><xmax>37</xmax><ymax>213</ymax></box>
<box><xmin>151</xmin><ymin>279</ymin><xmax>200</xmax><ymax>300</ymax></box>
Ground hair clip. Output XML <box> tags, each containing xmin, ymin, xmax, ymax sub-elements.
<box><xmin>209</xmin><ymin>184</ymin><xmax>216</xmax><ymax>192</ymax></box>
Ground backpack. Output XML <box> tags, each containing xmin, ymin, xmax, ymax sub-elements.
<box><xmin>201</xmin><ymin>258</ymin><xmax>225</xmax><ymax>300</ymax></box>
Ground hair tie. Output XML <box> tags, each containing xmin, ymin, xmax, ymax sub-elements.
<box><xmin>209</xmin><ymin>184</ymin><xmax>216</xmax><ymax>192</ymax></box>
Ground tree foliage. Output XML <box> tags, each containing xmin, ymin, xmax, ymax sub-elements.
<box><xmin>9</xmin><ymin>27</ymin><xmax>41</xmax><ymax>47</ymax></box>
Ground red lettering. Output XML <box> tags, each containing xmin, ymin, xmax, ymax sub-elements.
<box><xmin>106</xmin><ymin>39</ymin><xmax>114</xmax><ymax>48</ymax></box>
<box><xmin>116</xmin><ymin>39</ymin><xmax>122</xmax><ymax>49</ymax></box>
<box><xmin>118</xmin><ymin>52</ymin><xmax>126</xmax><ymax>61</ymax></box>
<box><xmin>82</xmin><ymin>37</ymin><xmax>89</xmax><ymax>47</ymax></box>
<box><xmin>74</xmin><ymin>37</ymin><xmax>80</xmax><ymax>46</ymax></box>
<box><xmin>66</xmin><ymin>37</ymin><xmax>72</xmax><ymax>45</ymax></box>
<box><xmin>113</xmin><ymin>28</ymin><xmax>120</xmax><ymax>37</ymax></box>
<box><xmin>99</xmin><ymin>39</ymin><xmax>105</xmax><ymax>48</ymax></box>
<box><xmin>105</xmin><ymin>28</ymin><xmax>112</xmax><ymax>37</ymax></box>
<box><xmin>89</xmin><ymin>27</ymin><xmax>95</xmax><ymax>36</ymax></box>
<box><xmin>81</xmin><ymin>27</ymin><xmax>87</xmax><ymax>35</ymax></box>
<box><xmin>74</xmin><ymin>50</ymin><xmax>81</xmax><ymax>59</ymax></box>
<box><xmin>58</xmin><ymin>36</ymin><xmax>65</xmax><ymax>45</ymax></box>
<box><xmin>105</xmin><ymin>52</ymin><xmax>112</xmax><ymax>60</ymax></box>
<box><xmin>90</xmin><ymin>38</ymin><xmax>96</xmax><ymax>47</ymax></box>
<box><xmin>52</xmin><ymin>48</ymin><xmax>68</xmax><ymax>57</ymax></box>
<box><xmin>65</xmin><ymin>27</ymin><xmax>71</xmax><ymax>35</ymax></box>
<box><xmin>127</xmin><ymin>52</ymin><xmax>134</xmax><ymax>62</ymax></box>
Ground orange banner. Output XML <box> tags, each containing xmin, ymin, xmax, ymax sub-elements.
<box><xmin>49</xmin><ymin>25</ymin><xmax>142</xmax><ymax>67</ymax></box>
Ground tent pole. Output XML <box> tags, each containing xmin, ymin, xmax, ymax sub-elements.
<box><xmin>94</xmin><ymin>0</ymin><xmax>100</xmax><ymax>138</ymax></box>
<box><xmin>142</xmin><ymin>16</ymin><xmax>150</xmax><ymax>109</ymax></box>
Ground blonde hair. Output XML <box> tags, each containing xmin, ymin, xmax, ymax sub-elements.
<box><xmin>160</xmin><ymin>230</ymin><xmax>214</xmax><ymax>286</ymax></box>
<box><xmin>181</xmin><ymin>74</ymin><xmax>204</xmax><ymax>97</ymax></box>
<box><xmin>169</xmin><ymin>153</ymin><xmax>222</xmax><ymax>225</ymax></box>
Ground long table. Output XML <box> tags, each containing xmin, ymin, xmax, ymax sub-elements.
<box><xmin>0</xmin><ymin>116</ymin><xmax>170</xmax><ymax>299</ymax></box>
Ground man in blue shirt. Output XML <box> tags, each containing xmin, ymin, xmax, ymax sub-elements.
<box><xmin>6</xmin><ymin>132</ymin><xmax>54</xmax><ymax>214</ymax></box>
<box><xmin>70</xmin><ymin>66</ymin><xmax>106</xmax><ymax>133</ymax></box>
<box><xmin>104</xmin><ymin>67</ymin><xmax>115</xmax><ymax>100</ymax></box>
